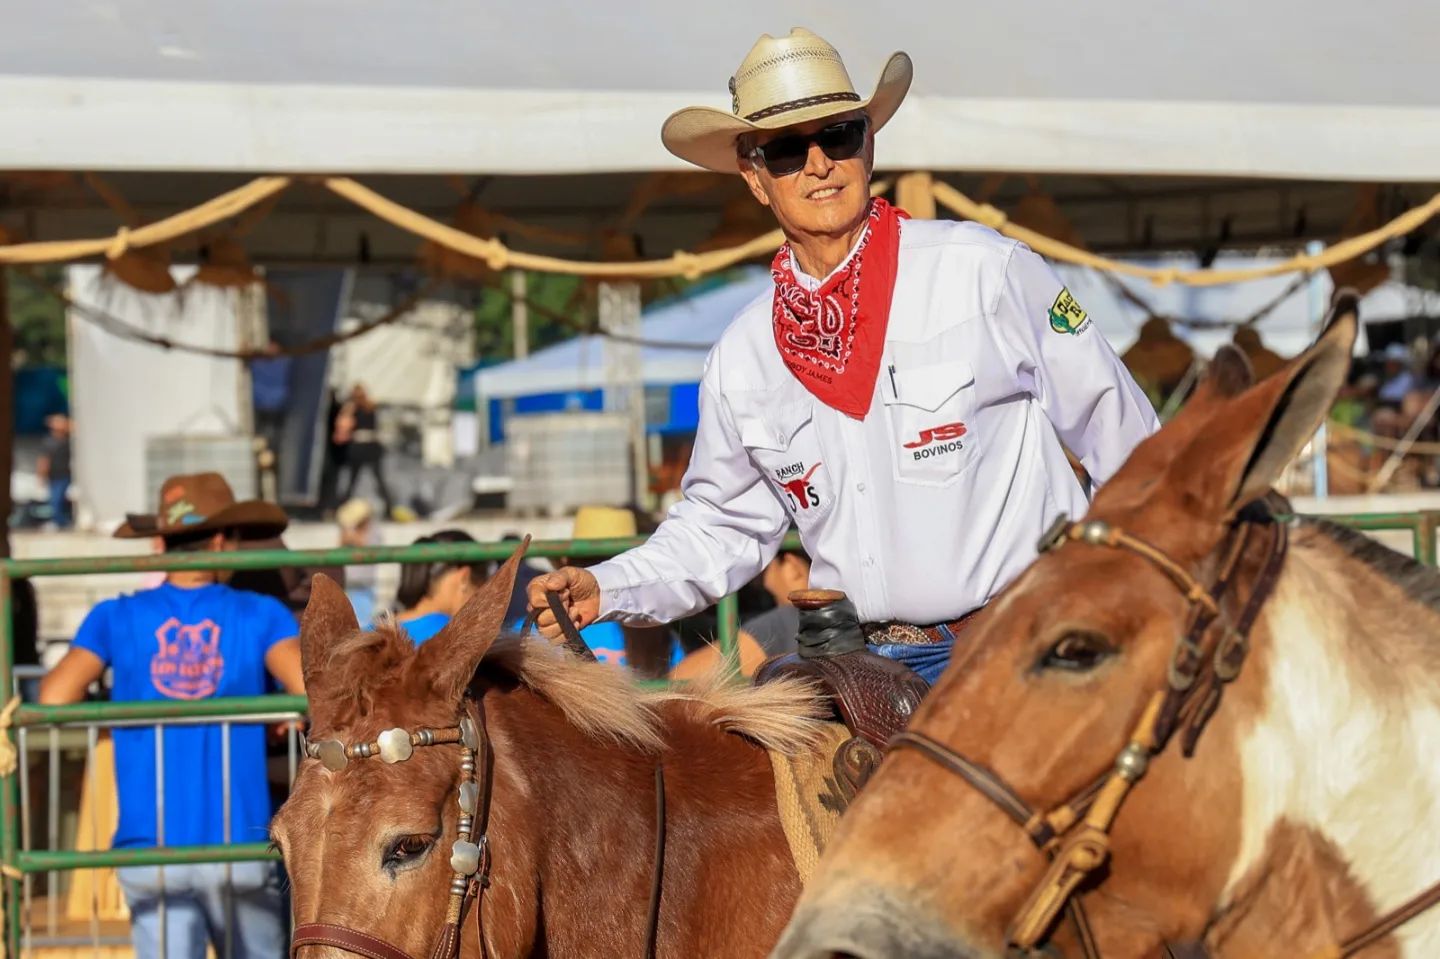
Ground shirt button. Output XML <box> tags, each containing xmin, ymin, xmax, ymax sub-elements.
<box><xmin>856</xmin><ymin>482</ymin><xmax>866</xmax><ymax>492</ymax></box>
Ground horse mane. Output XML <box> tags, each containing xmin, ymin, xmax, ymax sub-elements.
<box><xmin>322</xmin><ymin>624</ymin><xmax>829</xmax><ymax>755</ymax></box>
<box><xmin>482</xmin><ymin>633</ymin><xmax>830</xmax><ymax>754</ymax></box>
<box><xmin>1303</xmin><ymin>517</ymin><xmax>1440</xmax><ymax>615</ymax></box>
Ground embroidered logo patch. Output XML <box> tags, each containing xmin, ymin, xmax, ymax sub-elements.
<box><xmin>902</xmin><ymin>422</ymin><xmax>968</xmax><ymax>450</ymax></box>
<box><xmin>774</xmin><ymin>462</ymin><xmax>823</xmax><ymax>512</ymax></box>
<box><xmin>1048</xmin><ymin>288</ymin><xmax>1090</xmax><ymax>335</ymax></box>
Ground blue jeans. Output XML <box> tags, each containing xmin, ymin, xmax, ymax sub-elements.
<box><xmin>868</xmin><ymin>631</ymin><xmax>958</xmax><ymax>685</ymax></box>
<box><xmin>47</xmin><ymin>478</ymin><xmax>71</xmax><ymax>527</ymax></box>
<box><xmin>118</xmin><ymin>861</ymin><xmax>286</xmax><ymax>959</ymax></box>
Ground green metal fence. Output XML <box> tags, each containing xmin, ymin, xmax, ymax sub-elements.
<box><xmin>0</xmin><ymin>514</ymin><xmax>1435</xmax><ymax>954</ymax></box>
<box><xmin>0</xmin><ymin>535</ymin><xmax>745</xmax><ymax>955</ymax></box>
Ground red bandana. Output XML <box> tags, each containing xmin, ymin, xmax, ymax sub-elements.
<box><xmin>771</xmin><ymin>197</ymin><xmax>908</xmax><ymax>419</ymax></box>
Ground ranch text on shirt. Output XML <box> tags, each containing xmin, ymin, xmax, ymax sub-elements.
<box><xmin>591</xmin><ymin>219</ymin><xmax>1160</xmax><ymax>626</ymax></box>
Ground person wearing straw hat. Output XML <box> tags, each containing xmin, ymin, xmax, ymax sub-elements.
<box><xmin>529</xmin><ymin>29</ymin><xmax>1157</xmax><ymax>683</ymax></box>
<box><xmin>39</xmin><ymin>472</ymin><xmax>303</xmax><ymax>959</ymax></box>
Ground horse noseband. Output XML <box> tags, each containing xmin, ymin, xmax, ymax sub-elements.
<box><xmin>890</xmin><ymin>505</ymin><xmax>1289</xmax><ymax>958</ymax></box>
<box><xmin>291</xmin><ymin>699</ymin><xmax>492</xmax><ymax>959</ymax></box>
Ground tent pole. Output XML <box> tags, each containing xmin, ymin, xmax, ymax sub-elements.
<box><xmin>511</xmin><ymin>270</ymin><xmax>528</xmax><ymax>359</ymax></box>
<box><xmin>1306</xmin><ymin>240</ymin><xmax>1329</xmax><ymax>499</ymax></box>
<box><xmin>0</xmin><ymin>267</ymin><xmax>11</xmax><ymax>559</ymax></box>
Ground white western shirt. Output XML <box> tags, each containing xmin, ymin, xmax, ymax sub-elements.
<box><xmin>592</xmin><ymin>219</ymin><xmax>1159</xmax><ymax>626</ymax></box>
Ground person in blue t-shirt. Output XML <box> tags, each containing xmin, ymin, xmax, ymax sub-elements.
<box><xmin>389</xmin><ymin>529</ymin><xmax>484</xmax><ymax>644</ymax></box>
<box><xmin>40</xmin><ymin>472</ymin><xmax>304</xmax><ymax>959</ymax></box>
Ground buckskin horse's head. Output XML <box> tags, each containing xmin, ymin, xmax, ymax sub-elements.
<box><xmin>274</xmin><ymin>542</ymin><xmax>527</xmax><ymax>959</ymax></box>
<box><xmin>773</xmin><ymin>297</ymin><xmax>1364</xmax><ymax>959</ymax></box>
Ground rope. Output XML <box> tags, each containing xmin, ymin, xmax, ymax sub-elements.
<box><xmin>0</xmin><ymin>696</ymin><xmax>20</xmax><ymax>778</ymax></box>
<box><xmin>484</xmin><ymin>278</ymin><xmax>712</xmax><ymax>352</ymax></box>
<box><xmin>0</xmin><ymin>177</ymin><xmax>294</xmax><ymax>265</ymax></box>
<box><xmin>3</xmin><ymin>168</ymin><xmax>1437</xmax><ymax>288</ymax></box>
<box><xmin>324</xmin><ymin>176</ymin><xmax>890</xmax><ymax>280</ymax></box>
<box><xmin>1328</xmin><ymin>420</ymin><xmax>1440</xmax><ymax>456</ymax></box>
<box><xmin>1368</xmin><ymin>384</ymin><xmax>1440</xmax><ymax>493</ymax></box>
<box><xmin>21</xmin><ymin>269</ymin><xmax>441</xmax><ymax>361</ymax></box>
<box><xmin>931</xmin><ymin>180</ymin><xmax>1440</xmax><ymax>288</ymax></box>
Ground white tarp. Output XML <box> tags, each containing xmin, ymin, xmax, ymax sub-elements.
<box><xmin>3</xmin><ymin>1</ymin><xmax>1440</xmax><ymax>180</ymax></box>
<box><xmin>67</xmin><ymin>266</ymin><xmax>247</xmax><ymax>528</ymax></box>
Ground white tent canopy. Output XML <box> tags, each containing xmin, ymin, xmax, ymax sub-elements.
<box><xmin>4</xmin><ymin>0</ymin><xmax>1440</xmax><ymax>180</ymax></box>
<box><xmin>477</xmin><ymin>259</ymin><xmax>1438</xmax><ymax>404</ymax></box>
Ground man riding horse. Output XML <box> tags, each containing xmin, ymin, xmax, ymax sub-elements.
<box><xmin>530</xmin><ymin>28</ymin><xmax>1158</xmax><ymax>684</ymax></box>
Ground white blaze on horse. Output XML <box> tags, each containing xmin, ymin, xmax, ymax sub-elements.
<box><xmin>772</xmin><ymin>296</ymin><xmax>1440</xmax><ymax>959</ymax></box>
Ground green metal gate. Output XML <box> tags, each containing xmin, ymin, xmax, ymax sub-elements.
<box><xmin>0</xmin><ymin>514</ymin><xmax>1433</xmax><ymax>955</ymax></box>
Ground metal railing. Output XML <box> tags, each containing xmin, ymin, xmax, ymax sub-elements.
<box><xmin>0</xmin><ymin>514</ymin><xmax>1435</xmax><ymax>955</ymax></box>
<box><xmin>0</xmin><ymin>534</ymin><xmax>744</xmax><ymax>957</ymax></box>
<box><xmin>16</xmin><ymin>707</ymin><xmax>305</xmax><ymax>955</ymax></box>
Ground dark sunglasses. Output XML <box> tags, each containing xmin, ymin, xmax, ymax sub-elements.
<box><xmin>749</xmin><ymin>118</ymin><xmax>868</xmax><ymax>177</ymax></box>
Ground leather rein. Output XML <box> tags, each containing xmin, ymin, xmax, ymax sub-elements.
<box><xmin>891</xmin><ymin>501</ymin><xmax>1440</xmax><ymax>958</ymax></box>
<box><xmin>291</xmin><ymin>593</ymin><xmax>668</xmax><ymax>959</ymax></box>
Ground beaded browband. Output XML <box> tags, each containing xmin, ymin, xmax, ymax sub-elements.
<box><xmin>294</xmin><ymin>706</ymin><xmax>488</xmax><ymax>959</ymax></box>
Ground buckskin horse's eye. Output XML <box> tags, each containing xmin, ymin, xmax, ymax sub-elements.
<box><xmin>383</xmin><ymin>834</ymin><xmax>437</xmax><ymax>870</ymax></box>
<box><xmin>1040</xmin><ymin>632</ymin><xmax>1115</xmax><ymax>672</ymax></box>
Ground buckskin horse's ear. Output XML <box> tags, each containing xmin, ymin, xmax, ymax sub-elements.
<box><xmin>1201</xmin><ymin>344</ymin><xmax>1254</xmax><ymax>400</ymax></box>
<box><xmin>1169</xmin><ymin>291</ymin><xmax>1358</xmax><ymax>517</ymax></box>
<box><xmin>301</xmin><ymin>573</ymin><xmax>360</xmax><ymax>696</ymax></box>
<box><xmin>417</xmin><ymin>536</ymin><xmax>531</xmax><ymax>704</ymax></box>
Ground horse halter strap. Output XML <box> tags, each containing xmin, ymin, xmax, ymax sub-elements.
<box><xmin>291</xmin><ymin>698</ymin><xmax>493</xmax><ymax>959</ymax></box>
<box><xmin>891</xmin><ymin>506</ymin><xmax>1289</xmax><ymax>957</ymax></box>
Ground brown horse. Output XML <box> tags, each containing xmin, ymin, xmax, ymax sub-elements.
<box><xmin>275</xmin><ymin>547</ymin><xmax>826</xmax><ymax>959</ymax></box>
<box><xmin>774</xmin><ymin>298</ymin><xmax>1440</xmax><ymax>958</ymax></box>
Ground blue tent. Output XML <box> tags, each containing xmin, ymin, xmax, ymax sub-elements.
<box><xmin>475</xmin><ymin>268</ymin><xmax>771</xmax><ymax>442</ymax></box>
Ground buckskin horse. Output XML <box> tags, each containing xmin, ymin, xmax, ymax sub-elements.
<box><xmin>274</xmin><ymin>550</ymin><xmax>828</xmax><ymax>959</ymax></box>
<box><xmin>773</xmin><ymin>296</ymin><xmax>1440</xmax><ymax>959</ymax></box>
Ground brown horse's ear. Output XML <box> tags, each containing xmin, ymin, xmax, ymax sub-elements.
<box><xmin>300</xmin><ymin>573</ymin><xmax>360</xmax><ymax>696</ymax></box>
<box><xmin>416</xmin><ymin>536</ymin><xmax>531</xmax><ymax>704</ymax></box>
<box><xmin>1167</xmin><ymin>291</ymin><xmax>1358</xmax><ymax>517</ymax></box>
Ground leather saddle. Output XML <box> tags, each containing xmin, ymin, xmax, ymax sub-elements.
<box><xmin>754</xmin><ymin>590</ymin><xmax>929</xmax><ymax>798</ymax></box>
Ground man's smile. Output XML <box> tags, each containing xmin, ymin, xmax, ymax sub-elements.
<box><xmin>807</xmin><ymin>184</ymin><xmax>846</xmax><ymax>201</ymax></box>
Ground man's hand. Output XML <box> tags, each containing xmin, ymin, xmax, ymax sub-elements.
<box><xmin>527</xmin><ymin>567</ymin><xmax>602</xmax><ymax>640</ymax></box>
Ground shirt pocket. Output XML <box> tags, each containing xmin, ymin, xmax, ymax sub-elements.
<box><xmin>729</xmin><ymin>391</ymin><xmax>833</xmax><ymax>526</ymax></box>
<box><xmin>882</xmin><ymin>359</ymin><xmax>980</xmax><ymax>488</ymax></box>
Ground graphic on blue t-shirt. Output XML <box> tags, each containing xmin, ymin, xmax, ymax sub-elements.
<box><xmin>72</xmin><ymin>583</ymin><xmax>298</xmax><ymax>848</ymax></box>
<box><xmin>151</xmin><ymin>616</ymin><xmax>225</xmax><ymax>699</ymax></box>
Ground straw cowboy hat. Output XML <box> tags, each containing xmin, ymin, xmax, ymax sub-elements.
<box><xmin>662</xmin><ymin>28</ymin><xmax>912</xmax><ymax>174</ymax></box>
<box><xmin>114</xmin><ymin>472</ymin><xmax>288</xmax><ymax>540</ymax></box>
<box><xmin>572</xmin><ymin>506</ymin><xmax>638</xmax><ymax>540</ymax></box>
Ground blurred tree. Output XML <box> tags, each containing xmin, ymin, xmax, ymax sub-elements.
<box><xmin>472</xmin><ymin>272</ymin><xmax>588</xmax><ymax>359</ymax></box>
<box><xmin>7</xmin><ymin>267</ymin><xmax>67</xmax><ymax>367</ymax></box>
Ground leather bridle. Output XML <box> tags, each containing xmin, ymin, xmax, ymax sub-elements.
<box><xmin>291</xmin><ymin>697</ymin><xmax>493</xmax><ymax>959</ymax></box>
<box><xmin>290</xmin><ymin>593</ymin><xmax>668</xmax><ymax>959</ymax></box>
<box><xmin>891</xmin><ymin>503</ymin><xmax>1289</xmax><ymax>958</ymax></box>
<box><xmin>892</xmin><ymin>502</ymin><xmax>1440</xmax><ymax>958</ymax></box>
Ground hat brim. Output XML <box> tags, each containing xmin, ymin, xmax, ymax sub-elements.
<box><xmin>113</xmin><ymin>500</ymin><xmax>290</xmax><ymax>540</ymax></box>
<box><xmin>661</xmin><ymin>51</ymin><xmax>912</xmax><ymax>174</ymax></box>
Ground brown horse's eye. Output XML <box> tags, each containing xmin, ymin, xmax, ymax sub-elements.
<box><xmin>1041</xmin><ymin>632</ymin><xmax>1114</xmax><ymax>673</ymax></box>
<box><xmin>383</xmin><ymin>834</ymin><xmax>437</xmax><ymax>870</ymax></box>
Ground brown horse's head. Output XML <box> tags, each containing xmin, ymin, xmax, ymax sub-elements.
<box><xmin>273</xmin><ymin>541</ymin><xmax>528</xmax><ymax>959</ymax></box>
<box><xmin>773</xmin><ymin>297</ymin><xmax>1360</xmax><ymax>959</ymax></box>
